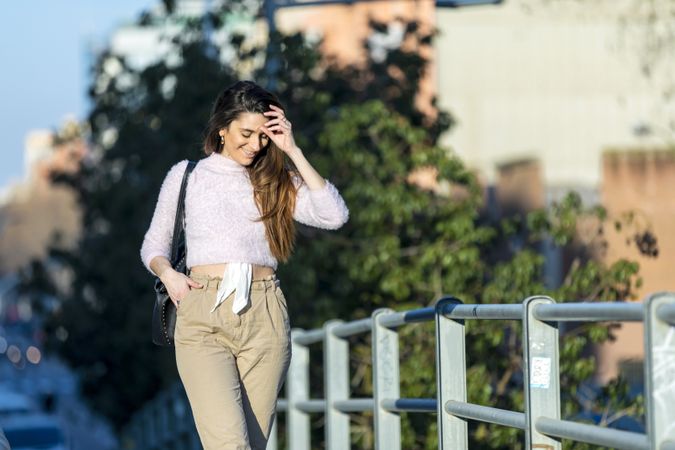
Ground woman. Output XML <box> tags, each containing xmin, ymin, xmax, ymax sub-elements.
<box><xmin>140</xmin><ymin>80</ymin><xmax>349</xmax><ymax>449</ymax></box>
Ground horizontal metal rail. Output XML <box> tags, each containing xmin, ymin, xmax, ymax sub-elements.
<box><xmin>658</xmin><ymin>302</ymin><xmax>675</xmax><ymax>325</ymax></box>
<box><xmin>292</xmin><ymin>328</ymin><xmax>324</xmax><ymax>345</ymax></box>
<box><xmin>440</xmin><ymin>303</ymin><xmax>523</xmax><ymax>320</ymax></box>
<box><xmin>333</xmin><ymin>398</ymin><xmax>374</xmax><ymax>412</ymax></box>
<box><xmin>378</xmin><ymin>303</ymin><xmax>526</xmax><ymax>328</ymax></box>
<box><xmin>332</xmin><ymin>318</ymin><xmax>372</xmax><ymax>338</ymax></box>
<box><xmin>445</xmin><ymin>401</ymin><xmax>526</xmax><ymax>430</ymax></box>
<box><xmin>534</xmin><ymin>302</ymin><xmax>644</xmax><ymax>322</ymax></box>
<box><xmin>378</xmin><ymin>306</ymin><xmax>436</xmax><ymax>328</ymax></box>
<box><xmin>296</xmin><ymin>399</ymin><xmax>325</xmax><ymax>413</ymax></box>
<box><xmin>536</xmin><ymin>417</ymin><xmax>649</xmax><ymax>450</ymax></box>
<box><xmin>402</xmin><ymin>307</ymin><xmax>438</xmax><ymax>323</ymax></box>
<box><xmin>381</xmin><ymin>398</ymin><xmax>437</xmax><ymax>412</ymax></box>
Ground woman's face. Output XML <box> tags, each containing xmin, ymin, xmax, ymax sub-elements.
<box><xmin>219</xmin><ymin>112</ymin><xmax>270</xmax><ymax>166</ymax></box>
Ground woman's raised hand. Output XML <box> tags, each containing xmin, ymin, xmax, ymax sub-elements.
<box><xmin>260</xmin><ymin>104</ymin><xmax>299</xmax><ymax>155</ymax></box>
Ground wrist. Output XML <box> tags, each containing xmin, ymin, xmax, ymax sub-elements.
<box><xmin>158</xmin><ymin>267</ymin><xmax>175</xmax><ymax>281</ymax></box>
<box><xmin>286</xmin><ymin>146</ymin><xmax>304</xmax><ymax>160</ymax></box>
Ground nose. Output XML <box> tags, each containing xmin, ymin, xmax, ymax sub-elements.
<box><xmin>249</xmin><ymin>138</ymin><xmax>260</xmax><ymax>152</ymax></box>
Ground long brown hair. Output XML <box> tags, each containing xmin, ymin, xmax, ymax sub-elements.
<box><xmin>202</xmin><ymin>81</ymin><xmax>297</xmax><ymax>262</ymax></box>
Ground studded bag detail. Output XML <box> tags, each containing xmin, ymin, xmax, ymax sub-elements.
<box><xmin>151</xmin><ymin>160</ymin><xmax>197</xmax><ymax>346</ymax></box>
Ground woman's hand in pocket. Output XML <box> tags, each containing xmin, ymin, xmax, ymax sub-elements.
<box><xmin>160</xmin><ymin>269</ymin><xmax>203</xmax><ymax>308</ymax></box>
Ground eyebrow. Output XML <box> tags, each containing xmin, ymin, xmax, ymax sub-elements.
<box><xmin>240</xmin><ymin>128</ymin><xmax>263</xmax><ymax>133</ymax></box>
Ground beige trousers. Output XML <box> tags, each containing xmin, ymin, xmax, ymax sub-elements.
<box><xmin>175</xmin><ymin>272</ymin><xmax>292</xmax><ymax>450</ymax></box>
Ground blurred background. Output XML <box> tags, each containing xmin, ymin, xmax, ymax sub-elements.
<box><xmin>0</xmin><ymin>0</ymin><xmax>672</xmax><ymax>449</ymax></box>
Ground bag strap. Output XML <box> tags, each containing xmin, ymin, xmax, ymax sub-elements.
<box><xmin>169</xmin><ymin>160</ymin><xmax>197</xmax><ymax>263</ymax></box>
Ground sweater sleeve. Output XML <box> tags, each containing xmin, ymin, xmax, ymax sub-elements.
<box><xmin>140</xmin><ymin>160</ymin><xmax>189</xmax><ymax>275</ymax></box>
<box><xmin>292</xmin><ymin>176</ymin><xmax>349</xmax><ymax>230</ymax></box>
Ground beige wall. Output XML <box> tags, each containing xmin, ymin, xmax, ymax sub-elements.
<box><xmin>594</xmin><ymin>149</ymin><xmax>675</xmax><ymax>382</ymax></box>
<box><xmin>602</xmin><ymin>150</ymin><xmax>675</xmax><ymax>294</ymax></box>
<box><xmin>0</xmin><ymin>131</ymin><xmax>86</xmax><ymax>274</ymax></box>
<box><xmin>434</xmin><ymin>1</ymin><xmax>667</xmax><ymax>187</ymax></box>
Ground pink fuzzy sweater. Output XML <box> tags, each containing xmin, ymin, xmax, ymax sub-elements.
<box><xmin>140</xmin><ymin>152</ymin><xmax>349</xmax><ymax>274</ymax></box>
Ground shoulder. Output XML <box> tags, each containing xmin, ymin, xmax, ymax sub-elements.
<box><xmin>166</xmin><ymin>159</ymin><xmax>191</xmax><ymax>180</ymax></box>
<box><xmin>169</xmin><ymin>159</ymin><xmax>190</xmax><ymax>176</ymax></box>
<box><xmin>159</xmin><ymin>159</ymin><xmax>191</xmax><ymax>190</ymax></box>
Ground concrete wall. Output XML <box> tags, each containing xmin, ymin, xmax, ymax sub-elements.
<box><xmin>434</xmin><ymin>1</ymin><xmax>666</xmax><ymax>187</ymax></box>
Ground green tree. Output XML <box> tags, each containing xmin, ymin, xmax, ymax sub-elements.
<box><xmin>283</xmin><ymin>99</ymin><xmax>648</xmax><ymax>449</ymax></box>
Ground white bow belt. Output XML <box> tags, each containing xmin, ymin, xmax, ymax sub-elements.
<box><xmin>211</xmin><ymin>262</ymin><xmax>252</xmax><ymax>314</ymax></box>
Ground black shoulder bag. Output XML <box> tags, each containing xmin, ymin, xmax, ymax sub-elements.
<box><xmin>152</xmin><ymin>160</ymin><xmax>197</xmax><ymax>346</ymax></box>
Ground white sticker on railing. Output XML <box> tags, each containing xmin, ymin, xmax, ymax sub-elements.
<box><xmin>530</xmin><ymin>357</ymin><xmax>551</xmax><ymax>389</ymax></box>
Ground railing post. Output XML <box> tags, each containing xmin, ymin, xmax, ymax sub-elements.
<box><xmin>287</xmin><ymin>329</ymin><xmax>310</xmax><ymax>450</ymax></box>
<box><xmin>644</xmin><ymin>292</ymin><xmax>675</xmax><ymax>450</ymax></box>
<box><xmin>372</xmin><ymin>308</ymin><xmax>401</xmax><ymax>450</ymax></box>
<box><xmin>435</xmin><ymin>297</ymin><xmax>468</xmax><ymax>450</ymax></box>
<box><xmin>523</xmin><ymin>296</ymin><xmax>561</xmax><ymax>450</ymax></box>
<box><xmin>324</xmin><ymin>320</ymin><xmax>350</xmax><ymax>450</ymax></box>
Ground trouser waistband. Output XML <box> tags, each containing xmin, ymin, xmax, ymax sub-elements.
<box><xmin>187</xmin><ymin>271</ymin><xmax>280</xmax><ymax>291</ymax></box>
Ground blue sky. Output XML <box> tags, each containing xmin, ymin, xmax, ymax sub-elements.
<box><xmin>0</xmin><ymin>0</ymin><xmax>157</xmax><ymax>189</ymax></box>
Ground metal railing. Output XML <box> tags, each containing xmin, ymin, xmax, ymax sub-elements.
<box><xmin>124</xmin><ymin>292</ymin><xmax>675</xmax><ymax>450</ymax></box>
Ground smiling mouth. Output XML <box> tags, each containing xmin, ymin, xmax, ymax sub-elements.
<box><xmin>243</xmin><ymin>150</ymin><xmax>256</xmax><ymax>158</ymax></box>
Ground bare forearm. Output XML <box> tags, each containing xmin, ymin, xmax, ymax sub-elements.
<box><xmin>286</xmin><ymin>147</ymin><xmax>326</xmax><ymax>190</ymax></box>
<box><xmin>150</xmin><ymin>256</ymin><xmax>173</xmax><ymax>279</ymax></box>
